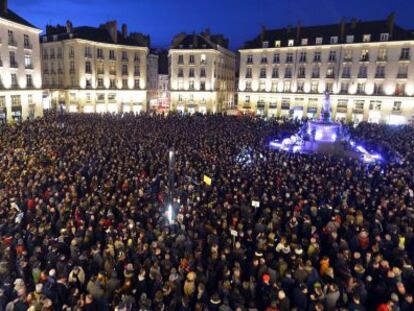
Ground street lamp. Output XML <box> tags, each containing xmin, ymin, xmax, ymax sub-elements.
<box><xmin>167</xmin><ymin>148</ymin><xmax>175</xmax><ymax>224</ymax></box>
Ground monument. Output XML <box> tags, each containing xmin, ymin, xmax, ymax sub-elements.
<box><xmin>269</xmin><ymin>92</ymin><xmax>383</xmax><ymax>163</ymax></box>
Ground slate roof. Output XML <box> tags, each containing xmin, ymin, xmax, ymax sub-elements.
<box><xmin>0</xmin><ymin>8</ymin><xmax>37</xmax><ymax>29</ymax></box>
<box><xmin>172</xmin><ymin>34</ymin><xmax>217</xmax><ymax>49</ymax></box>
<box><xmin>243</xmin><ymin>19</ymin><xmax>414</xmax><ymax>49</ymax></box>
<box><xmin>42</xmin><ymin>25</ymin><xmax>149</xmax><ymax>47</ymax></box>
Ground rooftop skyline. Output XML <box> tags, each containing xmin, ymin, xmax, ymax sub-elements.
<box><xmin>10</xmin><ymin>0</ymin><xmax>414</xmax><ymax>50</ymax></box>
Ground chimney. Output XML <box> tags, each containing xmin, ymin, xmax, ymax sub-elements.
<box><xmin>122</xmin><ymin>23</ymin><xmax>128</xmax><ymax>38</ymax></box>
<box><xmin>66</xmin><ymin>20</ymin><xmax>73</xmax><ymax>33</ymax></box>
<box><xmin>192</xmin><ymin>32</ymin><xmax>198</xmax><ymax>47</ymax></box>
<box><xmin>203</xmin><ymin>28</ymin><xmax>211</xmax><ymax>38</ymax></box>
<box><xmin>260</xmin><ymin>25</ymin><xmax>266</xmax><ymax>41</ymax></box>
<box><xmin>351</xmin><ymin>18</ymin><xmax>357</xmax><ymax>29</ymax></box>
<box><xmin>387</xmin><ymin>12</ymin><xmax>395</xmax><ymax>37</ymax></box>
<box><xmin>101</xmin><ymin>21</ymin><xmax>118</xmax><ymax>43</ymax></box>
<box><xmin>1</xmin><ymin>0</ymin><xmax>7</xmax><ymax>14</ymax></box>
<box><xmin>296</xmin><ymin>20</ymin><xmax>302</xmax><ymax>42</ymax></box>
<box><xmin>339</xmin><ymin>17</ymin><xmax>346</xmax><ymax>40</ymax></box>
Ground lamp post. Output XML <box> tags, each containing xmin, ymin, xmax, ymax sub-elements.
<box><xmin>167</xmin><ymin>148</ymin><xmax>175</xmax><ymax>223</ymax></box>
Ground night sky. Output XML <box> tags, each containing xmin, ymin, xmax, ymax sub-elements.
<box><xmin>11</xmin><ymin>0</ymin><xmax>414</xmax><ymax>50</ymax></box>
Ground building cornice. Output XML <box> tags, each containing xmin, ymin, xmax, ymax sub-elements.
<box><xmin>41</xmin><ymin>38</ymin><xmax>149</xmax><ymax>51</ymax></box>
<box><xmin>0</xmin><ymin>17</ymin><xmax>42</xmax><ymax>33</ymax></box>
<box><xmin>239</xmin><ymin>40</ymin><xmax>414</xmax><ymax>53</ymax></box>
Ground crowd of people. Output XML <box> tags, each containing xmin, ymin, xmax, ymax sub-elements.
<box><xmin>0</xmin><ymin>113</ymin><xmax>413</xmax><ymax>311</ymax></box>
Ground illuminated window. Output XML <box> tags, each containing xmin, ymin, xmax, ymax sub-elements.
<box><xmin>363</xmin><ymin>34</ymin><xmax>371</xmax><ymax>42</ymax></box>
<box><xmin>380</xmin><ymin>33</ymin><xmax>389</xmax><ymax>41</ymax></box>
<box><xmin>275</xmin><ymin>40</ymin><xmax>281</xmax><ymax>47</ymax></box>
<box><xmin>346</xmin><ymin>35</ymin><xmax>354</xmax><ymax>43</ymax></box>
<box><xmin>301</xmin><ymin>38</ymin><xmax>308</xmax><ymax>45</ymax></box>
<box><xmin>288</xmin><ymin>39</ymin><xmax>294</xmax><ymax>47</ymax></box>
<box><xmin>315</xmin><ymin>37</ymin><xmax>323</xmax><ymax>45</ymax></box>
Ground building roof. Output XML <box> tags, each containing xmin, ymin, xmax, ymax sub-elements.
<box><xmin>0</xmin><ymin>8</ymin><xmax>37</xmax><ymax>29</ymax></box>
<box><xmin>171</xmin><ymin>32</ymin><xmax>230</xmax><ymax>50</ymax></box>
<box><xmin>42</xmin><ymin>24</ymin><xmax>150</xmax><ymax>47</ymax></box>
<box><xmin>243</xmin><ymin>18</ymin><xmax>414</xmax><ymax>49</ymax></box>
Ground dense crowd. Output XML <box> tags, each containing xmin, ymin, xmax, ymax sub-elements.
<box><xmin>0</xmin><ymin>113</ymin><xmax>413</xmax><ymax>311</ymax></box>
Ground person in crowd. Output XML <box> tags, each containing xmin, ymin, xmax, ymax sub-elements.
<box><xmin>0</xmin><ymin>112</ymin><xmax>413</xmax><ymax>311</ymax></box>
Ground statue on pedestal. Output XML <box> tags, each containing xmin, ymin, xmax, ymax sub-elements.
<box><xmin>321</xmin><ymin>91</ymin><xmax>332</xmax><ymax>122</ymax></box>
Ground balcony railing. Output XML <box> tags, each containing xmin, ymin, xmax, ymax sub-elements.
<box><xmin>109</xmin><ymin>70</ymin><xmax>117</xmax><ymax>75</ymax></box>
<box><xmin>326</xmin><ymin>73</ymin><xmax>335</xmax><ymax>79</ymax></box>
<box><xmin>399</xmin><ymin>55</ymin><xmax>410</xmax><ymax>61</ymax></box>
<box><xmin>343</xmin><ymin>57</ymin><xmax>352</xmax><ymax>62</ymax></box>
<box><xmin>286</xmin><ymin>59</ymin><xmax>293</xmax><ymax>63</ymax></box>
<box><xmin>122</xmin><ymin>57</ymin><xmax>129</xmax><ymax>62</ymax></box>
<box><xmin>10</xmin><ymin>62</ymin><xmax>18</xmax><ymax>68</ymax></box>
<box><xmin>8</xmin><ymin>39</ymin><xmax>17</xmax><ymax>47</ymax></box>
<box><xmin>24</xmin><ymin>43</ymin><xmax>33</xmax><ymax>49</ymax></box>
<box><xmin>397</xmin><ymin>73</ymin><xmax>408</xmax><ymax>79</ymax></box>
<box><xmin>97</xmin><ymin>70</ymin><xmax>104</xmax><ymax>74</ymax></box>
<box><xmin>313</xmin><ymin>58</ymin><xmax>321</xmax><ymax>63</ymax></box>
<box><xmin>27</xmin><ymin>82</ymin><xmax>33</xmax><ymax>88</ymax></box>
<box><xmin>284</xmin><ymin>73</ymin><xmax>292</xmax><ymax>78</ymax></box>
<box><xmin>342</xmin><ymin>73</ymin><xmax>351</xmax><ymax>79</ymax></box>
<box><xmin>69</xmin><ymin>53</ymin><xmax>75</xmax><ymax>58</ymax></box>
<box><xmin>299</xmin><ymin>58</ymin><xmax>307</xmax><ymax>63</ymax></box>
<box><xmin>134</xmin><ymin>71</ymin><xmax>140</xmax><ymax>76</ymax></box>
<box><xmin>25</xmin><ymin>64</ymin><xmax>33</xmax><ymax>69</ymax></box>
<box><xmin>328</xmin><ymin>57</ymin><xmax>336</xmax><ymax>62</ymax></box>
<box><xmin>358</xmin><ymin>73</ymin><xmax>367</xmax><ymax>78</ymax></box>
<box><xmin>134</xmin><ymin>58</ymin><xmax>140</xmax><ymax>63</ymax></box>
<box><xmin>297</xmin><ymin>73</ymin><xmax>306</xmax><ymax>78</ymax></box>
<box><xmin>375</xmin><ymin>73</ymin><xmax>385</xmax><ymax>79</ymax></box>
<box><xmin>377</xmin><ymin>56</ymin><xmax>387</xmax><ymax>62</ymax></box>
<box><xmin>360</xmin><ymin>56</ymin><xmax>369</xmax><ymax>62</ymax></box>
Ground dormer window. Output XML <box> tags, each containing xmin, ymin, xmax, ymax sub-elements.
<box><xmin>189</xmin><ymin>44</ymin><xmax>193</xmax><ymax>48</ymax></box>
<box><xmin>262</xmin><ymin>41</ymin><xmax>269</xmax><ymax>48</ymax></box>
<box><xmin>330</xmin><ymin>36</ymin><xmax>338</xmax><ymax>44</ymax></box>
<box><xmin>301</xmin><ymin>38</ymin><xmax>308</xmax><ymax>45</ymax></box>
<box><xmin>315</xmin><ymin>37</ymin><xmax>323</xmax><ymax>45</ymax></box>
<box><xmin>275</xmin><ymin>40</ymin><xmax>281</xmax><ymax>47</ymax></box>
<box><xmin>288</xmin><ymin>39</ymin><xmax>294</xmax><ymax>47</ymax></box>
<box><xmin>346</xmin><ymin>35</ymin><xmax>354</xmax><ymax>43</ymax></box>
<box><xmin>380</xmin><ymin>33</ymin><xmax>389</xmax><ymax>41</ymax></box>
<box><xmin>363</xmin><ymin>34</ymin><xmax>371</xmax><ymax>42</ymax></box>
<box><xmin>53</xmin><ymin>35</ymin><xmax>58</xmax><ymax>41</ymax></box>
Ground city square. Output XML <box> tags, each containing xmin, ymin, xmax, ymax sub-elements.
<box><xmin>0</xmin><ymin>0</ymin><xmax>414</xmax><ymax>310</ymax></box>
